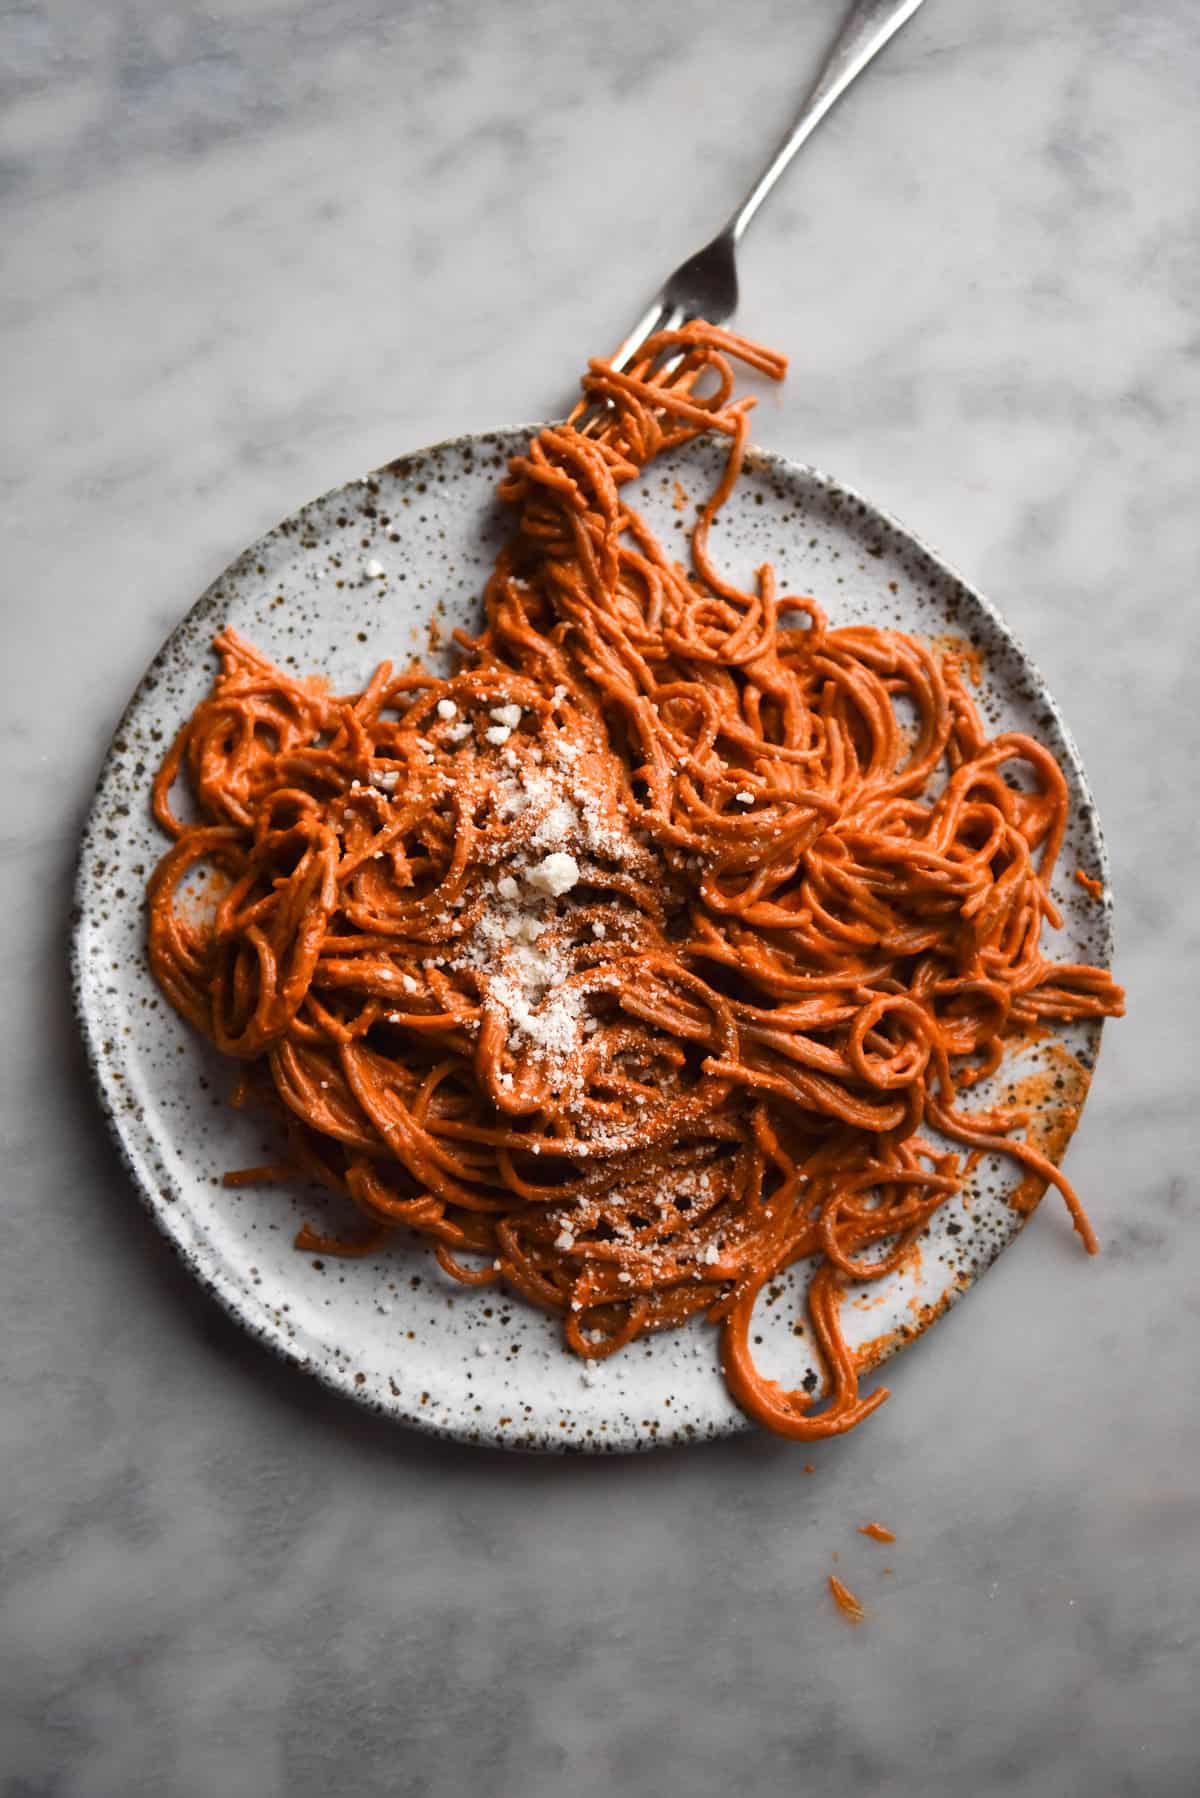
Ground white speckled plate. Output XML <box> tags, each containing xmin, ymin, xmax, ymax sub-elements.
<box><xmin>71</xmin><ymin>429</ymin><xmax>1114</xmax><ymax>1451</ymax></box>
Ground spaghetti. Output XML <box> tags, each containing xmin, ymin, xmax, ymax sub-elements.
<box><xmin>146</xmin><ymin>322</ymin><xmax>1125</xmax><ymax>1440</ymax></box>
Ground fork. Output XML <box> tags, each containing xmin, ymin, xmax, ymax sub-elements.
<box><xmin>608</xmin><ymin>0</ymin><xmax>926</xmax><ymax>373</ymax></box>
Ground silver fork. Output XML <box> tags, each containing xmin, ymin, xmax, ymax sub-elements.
<box><xmin>609</xmin><ymin>0</ymin><xmax>926</xmax><ymax>372</ymax></box>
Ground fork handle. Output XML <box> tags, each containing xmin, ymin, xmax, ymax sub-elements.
<box><xmin>728</xmin><ymin>0</ymin><xmax>926</xmax><ymax>242</ymax></box>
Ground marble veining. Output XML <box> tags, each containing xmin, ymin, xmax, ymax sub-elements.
<box><xmin>2</xmin><ymin>2</ymin><xmax>1198</xmax><ymax>1793</ymax></box>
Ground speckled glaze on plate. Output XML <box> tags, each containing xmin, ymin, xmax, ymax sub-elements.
<box><xmin>71</xmin><ymin>430</ymin><xmax>1114</xmax><ymax>1452</ymax></box>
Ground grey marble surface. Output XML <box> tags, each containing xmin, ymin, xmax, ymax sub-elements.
<box><xmin>3</xmin><ymin>1</ymin><xmax>1198</xmax><ymax>1792</ymax></box>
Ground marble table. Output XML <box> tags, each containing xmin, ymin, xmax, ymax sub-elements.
<box><xmin>4</xmin><ymin>2</ymin><xmax>1198</xmax><ymax>1792</ymax></box>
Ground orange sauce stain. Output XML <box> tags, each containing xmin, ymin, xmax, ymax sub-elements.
<box><xmin>829</xmin><ymin>1574</ymin><xmax>866</xmax><ymax>1624</ymax></box>
<box><xmin>852</xmin><ymin>1239</ymin><xmax>923</xmax><ymax>1313</ymax></box>
<box><xmin>931</xmin><ymin>632</ymin><xmax>984</xmax><ymax>686</ymax></box>
<box><xmin>903</xmin><ymin>1242</ymin><xmax>924</xmax><ymax>1319</ymax></box>
<box><xmin>1010</xmin><ymin>1017</ymin><xmax>1053</xmax><ymax>1048</ymax></box>
<box><xmin>174</xmin><ymin>863</ymin><xmax>231</xmax><ymax>931</ymax></box>
<box><xmin>854</xmin><ymin>1282</ymin><xmax>960</xmax><ymax>1377</ymax></box>
<box><xmin>1000</xmin><ymin>1042</ymin><xmax>1091</xmax><ymax>1216</ymax></box>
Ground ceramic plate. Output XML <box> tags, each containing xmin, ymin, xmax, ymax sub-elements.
<box><xmin>71</xmin><ymin>429</ymin><xmax>1114</xmax><ymax>1451</ymax></box>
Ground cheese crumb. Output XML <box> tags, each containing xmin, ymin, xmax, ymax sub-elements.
<box><xmin>525</xmin><ymin>851</ymin><xmax>579</xmax><ymax>898</ymax></box>
<box><xmin>736</xmin><ymin>790</ymin><xmax>754</xmax><ymax>805</ymax></box>
<box><xmin>485</xmin><ymin>725</ymin><xmax>512</xmax><ymax>746</ymax></box>
<box><xmin>554</xmin><ymin>1228</ymin><xmax>575</xmax><ymax>1250</ymax></box>
<box><xmin>436</xmin><ymin>698</ymin><xmax>458</xmax><ymax>720</ymax></box>
<box><xmin>490</xmin><ymin>703</ymin><xmax>522</xmax><ymax>730</ymax></box>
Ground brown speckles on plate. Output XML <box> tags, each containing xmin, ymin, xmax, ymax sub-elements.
<box><xmin>70</xmin><ymin>428</ymin><xmax>1113</xmax><ymax>1452</ymax></box>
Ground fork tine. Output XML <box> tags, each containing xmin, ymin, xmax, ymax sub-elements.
<box><xmin>575</xmin><ymin>299</ymin><xmax>687</xmax><ymax>435</ymax></box>
<box><xmin>610</xmin><ymin>298</ymin><xmax>685</xmax><ymax>374</ymax></box>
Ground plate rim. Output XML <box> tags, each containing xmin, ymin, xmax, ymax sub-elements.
<box><xmin>69</xmin><ymin>424</ymin><xmax>1115</xmax><ymax>1453</ymax></box>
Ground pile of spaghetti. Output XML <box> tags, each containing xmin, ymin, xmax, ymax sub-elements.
<box><xmin>147</xmin><ymin>323</ymin><xmax>1124</xmax><ymax>1439</ymax></box>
